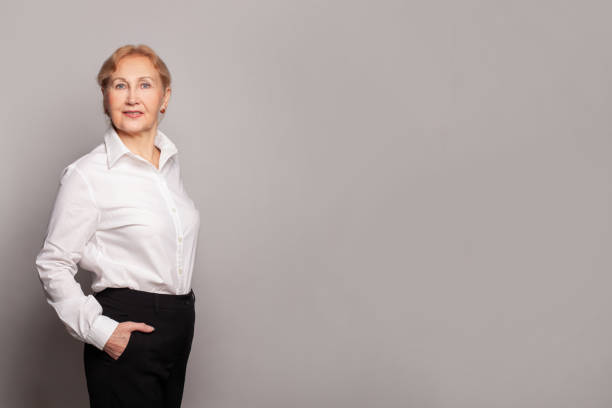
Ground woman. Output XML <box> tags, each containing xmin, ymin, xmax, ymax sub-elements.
<box><xmin>35</xmin><ymin>44</ymin><xmax>201</xmax><ymax>408</ymax></box>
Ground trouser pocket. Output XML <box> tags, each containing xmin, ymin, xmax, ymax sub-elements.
<box><xmin>98</xmin><ymin>300</ymin><xmax>148</xmax><ymax>362</ymax></box>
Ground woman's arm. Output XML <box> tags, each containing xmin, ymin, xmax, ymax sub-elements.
<box><xmin>35</xmin><ymin>163</ymin><xmax>118</xmax><ymax>351</ymax></box>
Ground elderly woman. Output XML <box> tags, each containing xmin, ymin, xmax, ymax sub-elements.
<box><xmin>35</xmin><ymin>44</ymin><xmax>200</xmax><ymax>408</ymax></box>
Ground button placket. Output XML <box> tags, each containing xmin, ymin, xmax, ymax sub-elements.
<box><xmin>153</xmin><ymin>173</ymin><xmax>185</xmax><ymax>285</ymax></box>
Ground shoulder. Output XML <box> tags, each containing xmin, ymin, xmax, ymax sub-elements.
<box><xmin>59</xmin><ymin>143</ymin><xmax>107</xmax><ymax>183</ymax></box>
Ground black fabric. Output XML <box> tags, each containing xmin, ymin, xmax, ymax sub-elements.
<box><xmin>83</xmin><ymin>287</ymin><xmax>196</xmax><ymax>408</ymax></box>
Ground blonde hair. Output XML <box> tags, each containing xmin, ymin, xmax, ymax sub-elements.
<box><xmin>96</xmin><ymin>44</ymin><xmax>171</xmax><ymax>116</ymax></box>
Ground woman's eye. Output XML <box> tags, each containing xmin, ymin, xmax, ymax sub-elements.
<box><xmin>141</xmin><ymin>82</ymin><xmax>151</xmax><ymax>88</ymax></box>
<box><xmin>115</xmin><ymin>83</ymin><xmax>126</xmax><ymax>89</ymax></box>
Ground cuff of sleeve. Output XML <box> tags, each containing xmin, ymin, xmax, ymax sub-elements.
<box><xmin>86</xmin><ymin>314</ymin><xmax>119</xmax><ymax>351</ymax></box>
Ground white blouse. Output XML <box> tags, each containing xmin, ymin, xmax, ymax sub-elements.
<box><xmin>35</xmin><ymin>126</ymin><xmax>201</xmax><ymax>351</ymax></box>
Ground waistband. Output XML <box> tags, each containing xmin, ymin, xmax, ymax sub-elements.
<box><xmin>94</xmin><ymin>287</ymin><xmax>195</xmax><ymax>310</ymax></box>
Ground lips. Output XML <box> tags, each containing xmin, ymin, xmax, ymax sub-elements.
<box><xmin>123</xmin><ymin>110</ymin><xmax>144</xmax><ymax>118</ymax></box>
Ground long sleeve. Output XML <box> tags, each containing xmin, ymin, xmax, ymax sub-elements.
<box><xmin>35</xmin><ymin>164</ymin><xmax>119</xmax><ymax>351</ymax></box>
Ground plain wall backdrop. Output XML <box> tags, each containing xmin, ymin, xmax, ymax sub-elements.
<box><xmin>3</xmin><ymin>0</ymin><xmax>612</xmax><ymax>407</ymax></box>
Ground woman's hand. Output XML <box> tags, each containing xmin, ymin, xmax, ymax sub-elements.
<box><xmin>103</xmin><ymin>321</ymin><xmax>155</xmax><ymax>360</ymax></box>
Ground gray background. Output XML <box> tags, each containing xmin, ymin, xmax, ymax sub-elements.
<box><xmin>2</xmin><ymin>0</ymin><xmax>612</xmax><ymax>407</ymax></box>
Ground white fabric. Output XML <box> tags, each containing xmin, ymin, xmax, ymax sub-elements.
<box><xmin>35</xmin><ymin>126</ymin><xmax>200</xmax><ymax>351</ymax></box>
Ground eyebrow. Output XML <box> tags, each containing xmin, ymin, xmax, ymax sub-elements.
<box><xmin>111</xmin><ymin>76</ymin><xmax>155</xmax><ymax>82</ymax></box>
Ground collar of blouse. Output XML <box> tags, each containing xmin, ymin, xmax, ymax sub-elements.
<box><xmin>103</xmin><ymin>126</ymin><xmax>178</xmax><ymax>170</ymax></box>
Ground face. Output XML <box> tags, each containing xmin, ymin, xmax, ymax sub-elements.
<box><xmin>103</xmin><ymin>55</ymin><xmax>171</xmax><ymax>138</ymax></box>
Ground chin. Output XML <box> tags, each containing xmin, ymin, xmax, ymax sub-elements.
<box><xmin>116</xmin><ymin>121</ymin><xmax>153</xmax><ymax>134</ymax></box>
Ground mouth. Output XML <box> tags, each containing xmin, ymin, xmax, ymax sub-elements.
<box><xmin>123</xmin><ymin>110</ymin><xmax>144</xmax><ymax>118</ymax></box>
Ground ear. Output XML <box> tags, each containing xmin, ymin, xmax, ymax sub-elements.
<box><xmin>162</xmin><ymin>87</ymin><xmax>171</xmax><ymax>109</ymax></box>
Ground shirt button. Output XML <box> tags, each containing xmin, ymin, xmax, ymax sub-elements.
<box><xmin>172</xmin><ymin>208</ymin><xmax>176</xmax><ymax>212</ymax></box>
<box><xmin>178</xmin><ymin>236</ymin><xmax>183</xmax><ymax>242</ymax></box>
<box><xmin>178</xmin><ymin>268</ymin><xmax>183</xmax><ymax>274</ymax></box>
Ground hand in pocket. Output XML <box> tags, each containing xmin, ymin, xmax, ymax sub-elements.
<box><xmin>103</xmin><ymin>321</ymin><xmax>155</xmax><ymax>360</ymax></box>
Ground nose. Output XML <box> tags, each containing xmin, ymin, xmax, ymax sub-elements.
<box><xmin>127</xmin><ymin>87</ymin><xmax>138</xmax><ymax>104</ymax></box>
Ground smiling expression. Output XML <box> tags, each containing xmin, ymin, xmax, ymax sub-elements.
<box><xmin>104</xmin><ymin>55</ymin><xmax>171</xmax><ymax>137</ymax></box>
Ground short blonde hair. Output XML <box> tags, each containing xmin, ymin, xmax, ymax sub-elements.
<box><xmin>97</xmin><ymin>44</ymin><xmax>171</xmax><ymax>116</ymax></box>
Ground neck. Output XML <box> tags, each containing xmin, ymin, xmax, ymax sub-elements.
<box><xmin>113</xmin><ymin>124</ymin><xmax>161</xmax><ymax>165</ymax></box>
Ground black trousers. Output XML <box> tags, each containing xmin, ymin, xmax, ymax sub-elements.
<box><xmin>83</xmin><ymin>287</ymin><xmax>196</xmax><ymax>408</ymax></box>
